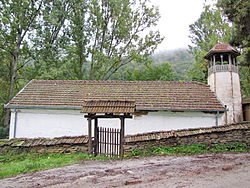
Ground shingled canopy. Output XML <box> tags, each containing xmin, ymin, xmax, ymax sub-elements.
<box><xmin>81</xmin><ymin>100</ymin><xmax>135</xmax><ymax>114</ymax></box>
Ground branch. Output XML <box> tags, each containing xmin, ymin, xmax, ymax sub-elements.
<box><xmin>19</xmin><ymin>1</ymin><xmax>43</xmax><ymax>44</ymax></box>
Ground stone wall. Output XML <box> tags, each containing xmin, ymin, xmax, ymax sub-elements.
<box><xmin>124</xmin><ymin>122</ymin><xmax>250</xmax><ymax>152</ymax></box>
<box><xmin>0</xmin><ymin>136</ymin><xmax>88</xmax><ymax>154</ymax></box>
<box><xmin>0</xmin><ymin>122</ymin><xmax>249</xmax><ymax>155</ymax></box>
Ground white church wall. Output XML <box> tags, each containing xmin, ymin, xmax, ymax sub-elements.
<box><xmin>9</xmin><ymin>109</ymin><xmax>222</xmax><ymax>139</ymax></box>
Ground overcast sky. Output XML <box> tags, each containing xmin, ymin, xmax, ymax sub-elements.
<box><xmin>151</xmin><ymin>0</ymin><xmax>213</xmax><ymax>52</ymax></box>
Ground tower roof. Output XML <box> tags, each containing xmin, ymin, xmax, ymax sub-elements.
<box><xmin>204</xmin><ymin>43</ymin><xmax>240</xmax><ymax>59</ymax></box>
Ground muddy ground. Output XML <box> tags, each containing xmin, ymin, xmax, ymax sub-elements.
<box><xmin>1</xmin><ymin>152</ymin><xmax>250</xmax><ymax>188</ymax></box>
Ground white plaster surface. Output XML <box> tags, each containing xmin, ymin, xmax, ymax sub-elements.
<box><xmin>9</xmin><ymin>109</ymin><xmax>222</xmax><ymax>139</ymax></box>
<box><xmin>208</xmin><ymin>71</ymin><xmax>242</xmax><ymax>124</ymax></box>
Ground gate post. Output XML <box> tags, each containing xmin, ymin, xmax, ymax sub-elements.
<box><xmin>88</xmin><ymin>117</ymin><xmax>92</xmax><ymax>154</ymax></box>
<box><xmin>120</xmin><ymin>117</ymin><xmax>125</xmax><ymax>156</ymax></box>
<box><xmin>94</xmin><ymin>118</ymin><xmax>98</xmax><ymax>156</ymax></box>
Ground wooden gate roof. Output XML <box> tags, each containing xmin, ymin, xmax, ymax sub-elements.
<box><xmin>5</xmin><ymin>79</ymin><xmax>225</xmax><ymax>112</ymax></box>
<box><xmin>81</xmin><ymin>100</ymin><xmax>135</xmax><ymax>113</ymax></box>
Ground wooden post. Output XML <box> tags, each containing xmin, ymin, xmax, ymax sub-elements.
<box><xmin>215</xmin><ymin>111</ymin><xmax>219</xmax><ymax>126</ymax></box>
<box><xmin>120</xmin><ymin>117</ymin><xmax>125</xmax><ymax>157</ymax></box>
<box><xmin>88</xmin><ymin>117</ymin><xmax>92</xmax><ymax>154</ymax></box>
<box><xmin>94</xmin><ymin>118</ymin><xmax>98</xmax><ymax>156</ymax></box>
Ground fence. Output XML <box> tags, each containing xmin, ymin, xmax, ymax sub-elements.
<box><xmin>96</xmin><ymin>127</ymin><xmax>121</xmax><ymax>157</ymax></box>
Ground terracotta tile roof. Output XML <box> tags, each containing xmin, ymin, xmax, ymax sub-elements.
<box><xmin>6</xmin><ymin>79</ymin><xmax>225</xmax><ymax>112</ymax></box>
<box><xmin>205</xmin><ymin>43</ymin><xmax>240</xmax><ymax>59</ymax></box>
<box><xmin>81</xmin><ymin>100</ymin><xmax>135</xmax><ymax>113</ymax></box>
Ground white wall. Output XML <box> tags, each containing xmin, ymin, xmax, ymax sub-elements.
<box><xmin>208</xmin><ymin>72</ymin><xmax>242</xmax><ymax>124</ymax></box>
<box><xmin>9</xmin><ymin>109</ymin><xmax>222</xmax><ymax>139</ymax></box>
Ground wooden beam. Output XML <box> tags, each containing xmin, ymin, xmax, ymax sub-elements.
<box><xmin>84</xmin><ymin>114</ymin><xmax>132</xmax><ymax>119</ymax></box>
<box><xmin>120</xmin><ymin>117</ymin><xmax>125</xmax><ymax>157</ymax></box>
<box><xmin>94</xmin><ymin>118</ymin><xmax>98</xmax><ymax>156</ymax></box>
<box><xmin>88</xmin><ymin>118</ymin><xmax>92</xmax><ymax>154</ymax></box>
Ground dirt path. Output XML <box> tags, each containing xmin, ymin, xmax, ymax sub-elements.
<box><xmin>1</xmin><ymin>152</ymin><xmax>250</xmax><ymax>188</ymax></box>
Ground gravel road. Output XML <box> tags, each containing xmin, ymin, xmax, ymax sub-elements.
<box><xmin>1</xmin><ymin>152</ymin><xmax>250</xmax><ymax>188</ymax></box>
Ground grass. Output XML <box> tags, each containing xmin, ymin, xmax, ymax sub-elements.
<box><xmin>0</xmin><ymin>143</ymin><xmax>248</xmax><ymax>179</ymax></box>
<box><xmin>129</xmin><ymin>143</ymin><xmax>248</xmax><ymax>157</ymax></box>
<box><xmin>0</xmin><ymin>152</ymin><xmax>110</xmax><ymax>179</ymax></box>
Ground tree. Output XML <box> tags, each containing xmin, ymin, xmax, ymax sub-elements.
<box><xmin>0</xmin><ymin>0</ymin><xmax>43</xmax><ymax>125</ymax></box>
<box><xmin>112</xmin><ymin>62</ymin><xmax>176</xmax><ymax>81</ymax></box>
<box><xmin>0</xmin><ymin>0</ymin><xmax>163</xmax><ymax>128</ymax></box>
<box><xmin>218</xmin><ymin>0</ymin><xmax>250</xmax><ymax>96</ymax></box>
<box><xmin>188</xmin><ymin>4</ymin><xmax>232</xmax><ymax>82</ymax></box>
<box><xmin>67</xmin><ymin>0</ymin><xmax>163</xmax><ymax>80</ymax></box>
<box><xmin>28</xmin><ymin>0</ymin><xmax>72</xmax><ymax>80</ymax></box>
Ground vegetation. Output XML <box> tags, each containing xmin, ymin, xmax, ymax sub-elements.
<box><xmin>0</xmin><ymin>0</ymin><xmax>163</xmax><ymax>128</ymax></box>
<box><xmin>151</xmin><ymin>49</ymin><xmax>195</xmax><ymax>81</ymax></box>
<box><xmin>218</xmin><ymin>0</ymin><xmax>250</xmax><ymax>96</ymax></box>
<box><xmin>188</xmin><ymin>0</ymin><xmax>250</xmax><ymax>96</ymax></box>
<box><xmin>0</xmin><ymin>125</ymin><xmax>8</xmax><ymax>139</ymax></box>
<box><xmin>0</xmin><ymin>152</ymin><xmax>110</xmax><ymax>179</ymax></box>
<box><xmin>188</xmin><ymin>4</ymin><xmax>232</xmax><ymax>83</ymax></box>
<box><xmin>130</xmin><ymin>143</ymin><xmax>248</xmax><ymax>157</ymax></box>
<box><xmin>0</xmin><ymin>143</ymin><xmax>248</xmax><ymax>179</ymax></box>
<box><xmin>111</xmin><ymin>62</ymin><xmax>176</xmax><ymax>81</ymax></box>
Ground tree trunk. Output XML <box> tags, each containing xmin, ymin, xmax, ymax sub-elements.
<box><xmin>4</xmin><ymin>38</ymin><xmax>20</xmax><ymax>126</ymax></box>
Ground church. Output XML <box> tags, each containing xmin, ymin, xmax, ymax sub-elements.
<box><xmin>5</xmin><ymin>44</ymin><xmax>243</xmax><ymax>139</ymax></box>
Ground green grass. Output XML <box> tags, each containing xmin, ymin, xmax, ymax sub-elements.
<box><xmin>0</xmin><ymin>143</ymin><xmax>248</xmax><ymax>179</ymax></box>
<box><xmin>129</xmin><ymin>143</ymin><xmax>249</xmax><ymax>157</ymax></box>
<box><xmin>0</xmin><ymin>152</ymin><xmax>110</xmax><ymax>179</ymax></box>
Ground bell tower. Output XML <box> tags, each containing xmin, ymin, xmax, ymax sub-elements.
<box><xmin>205</xmin><ymin>43</ymin><xmax>242</xmax><ymax>124</ymax></box>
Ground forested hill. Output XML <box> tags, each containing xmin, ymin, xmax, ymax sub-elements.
<box><xmin>151</xmin><ymin>49</ymin><xmax>195</xmax><ymax>81</ymax></box>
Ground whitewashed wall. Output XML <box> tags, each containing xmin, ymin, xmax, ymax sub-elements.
<box><xmin>208</xmin><ymin>71</ymin><xmax>242</xmax><ymax>124</ymax></box>
<box><xmin>9</xmin><ymin>109</ymin><xmax>222</xmax><ymax>139</ymax></box>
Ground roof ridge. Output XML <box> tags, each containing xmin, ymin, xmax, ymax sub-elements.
<box><xmin>32</xmin><ymin>79</ymin><xmax>206</xmax><ymax>85</ymax></box>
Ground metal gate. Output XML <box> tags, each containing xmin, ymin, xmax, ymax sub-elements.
<box><xmin>95</xmin><ymin>127</ymin><xmax>121</xmax><ymax>157</ymax></box>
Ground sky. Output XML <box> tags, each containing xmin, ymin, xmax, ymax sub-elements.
<box><xmin>150</xmin><ymin>0</ymin><xmax>212</xmax><ymax>52</ymax></box>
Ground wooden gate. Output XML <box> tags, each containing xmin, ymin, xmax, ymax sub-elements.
<box><xmin>95</xmin><ymin>127</ymin><xmax>121</xmax><ymax>157</ymax></box>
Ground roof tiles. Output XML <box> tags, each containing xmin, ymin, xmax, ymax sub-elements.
<box><xmin>6</xmin><ymin>79</ymin><xmax>225</xmax><ymax>112</ymax></box>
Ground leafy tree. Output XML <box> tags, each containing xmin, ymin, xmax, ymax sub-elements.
<box><xmin>188</xmin><ymin>4</ymin><xmax>232</xmax><ymax>82</ymax></box>
<box><xmin>29</xmin><ymin>0</ymin><xmax>72</xmax><ymax>80</ymax></box>
<box><xmin>218</xmin><ymin>0</ymin><xmax>250</xmax><ymax>96</ymax></box>
<box><xmin>0</xmin><ymin>0</ymin><xmax>43</xmax><ymax>125</ymax></box>
<box><xmin>0</xmin><ymin>0</ymin><xmax>163</xmax><ymax>128</ymax></box>
<box><xmin>112</xmin><ymin>62</ymin><xmax>176</xmax><ymax>81</ymax></box>
<box><xmin>67</xmin><ymin>0</ymin><xmax>163</xmax><ymax>80</ymax></box>
<box><xmin>151</xmin><ymin>49</ymin><xmax>195</xmax><ymax>81</ymax></box>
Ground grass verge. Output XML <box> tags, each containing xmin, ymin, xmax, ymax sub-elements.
<box><xmin>129</xmin><ymin>143</ymin><xmax>248</xmax><ymax>157</ymax></box>
<box><xmin>0</xmin><ymin>143</ymin><xmax>248</xmax><ymax>179</ymax></box>
<box><xmin>0</xmin><ymin>152</ymin><xmax>110</xmax><ymax>179</ymax></box>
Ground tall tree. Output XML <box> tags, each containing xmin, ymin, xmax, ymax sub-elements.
<box><xmin>188</xmin><ymin>4</ymin><xmax>232</xmax><ymax>82</ymax></box>
<box><xmin>29</xmin><ymin>0</ymin><xmax>72</xmax><ymax>80</ymax></box>
<box><xmin>0</xmin><ymin>0</ymin><xmax>43</xmax><ymax>125</ymax></box>
<box><xmin>218</xmin><ymin>0</ymin><xmax>250</xmax><ymax>96</ymax></box>
<box><xmin>67</xmin><ymin>0</ymin><xmax>163</xmax><ymax>80</ymax></box>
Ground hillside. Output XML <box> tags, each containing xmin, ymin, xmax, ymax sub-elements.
<box><xmin>151</xmin><ymin>49</ymin><xmax>195</xmax><ymax>80</ymax></box>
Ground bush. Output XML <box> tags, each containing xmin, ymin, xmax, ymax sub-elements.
<box><xmin>0</xmin><ymin>125</ymin><xmax>9</xmax><ymax>139</ymax></box>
